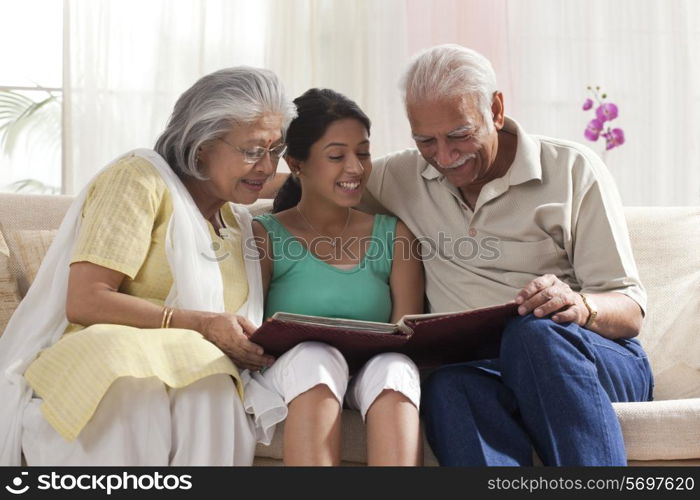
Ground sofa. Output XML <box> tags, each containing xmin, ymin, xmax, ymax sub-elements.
<box><xmin>1</xmin><ymin>192</ymin><xmax>699</xmax><ymax>466</ymax></box>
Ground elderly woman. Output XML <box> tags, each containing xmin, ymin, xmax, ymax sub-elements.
<box><xmin>0</xmin><ymin>67</ymin><xmax>296</xmax><ymax>465</ymax></box>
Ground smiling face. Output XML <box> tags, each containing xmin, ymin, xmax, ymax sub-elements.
<box><xmin>198</xmin><ymin>113</ymin><xmax>284</xmax><ymax>205</ymax></box>
<box><xmin>293</xmin><ymin>118</ymin><xmax>371</xmax><ymax>208</ymax></box>
<box><xmin>407</xmin><ymin>93</ymin><xmax>504</xmax><ymax>191</ymax></box>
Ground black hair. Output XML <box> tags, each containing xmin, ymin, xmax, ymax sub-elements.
<box><xmin>272</xmin><ymin>88</ymin><xmax>371</xmax><ymax>213</ymax></box>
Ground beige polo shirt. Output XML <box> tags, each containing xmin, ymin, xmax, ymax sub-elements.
<box><xmin>364</xmin><ymin>117</ymin><xmax>646</xmax><ymax>314</ymax></box>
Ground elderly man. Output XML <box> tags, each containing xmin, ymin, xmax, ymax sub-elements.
<box><xmin>262</xmin><ymin>44</ymin><xmax>653</xmax><ymax>466</ymax></box>
<box><xmin>360</xmin><ymin>44</ymin><xmax>653</xmax><ymax>466</ymax></box>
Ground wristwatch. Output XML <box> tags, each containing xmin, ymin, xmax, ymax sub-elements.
<box><xmin>579</xmin><ymin>293</ymin><xmax>598</xmax><ymax>329</ymax></box>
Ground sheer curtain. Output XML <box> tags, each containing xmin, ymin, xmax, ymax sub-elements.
<box><xmin>503</xmin><ymin>0</ymin><xmax>700</xmax><ymax>207</ymax></box>
<box><xmin>65</xmin><ymin>0</ymin><xmax>700</xmax><ymax>206</ymax></box>
<box><xmin>265</xmin><ymin>0</ymin><xmax>411</xmax><ymax>166</ymax></box>
<box><xmin>404</xmin><ymin>0</ymin><xmax>700</xmax><ymax>207</ymax></box>
<box><xmin>64</xmin><ymin>0</ymin><xmax>271</xmax><ymax>193</ymax></box>
<box><xmin>63</xmin><ymin>0</ymin><xmax>410</xmax><ymax>194</ymax></box>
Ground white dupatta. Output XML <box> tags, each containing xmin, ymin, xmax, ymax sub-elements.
<box><xmin>0</xmin><ymin>149</ymin><xmax>263</xmax><ymax>465</ymax></box>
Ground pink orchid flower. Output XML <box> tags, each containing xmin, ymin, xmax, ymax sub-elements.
<box><xmin>583</xmin><ymin>87</ymin><xmax>624</xmax><ymax>151</ymax></box>
<box><xmin>595</xmin><ymin>102</ymin><xmax>619</xmax><ymax>122</ymax></box>
<box><xmin>585</xmin><ymin>118</ymin><xmax>604</xmax><ymax>141</ymax></box>
<box><xmin>605</xmin><ymin>128</ymin><xmax>625</xmax><ymax>150</ymax></box>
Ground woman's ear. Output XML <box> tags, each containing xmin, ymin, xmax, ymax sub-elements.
<box><xmin>286</xmin><ymin>156</ymin><xmax>302</xmax><ymax>176</ymax></box>
<box><xmin>196</xmin><ymin>145</ymin><xmax>210</xmax><ymax>173</ymax></box>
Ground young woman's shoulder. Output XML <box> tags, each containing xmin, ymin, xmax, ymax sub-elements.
<box><xmin>253</xmin><ymin>209</ymin><xmax>306</xmax><ymax>241</ymax></box>
<box><xmin>351</xmin><ymin>209</ymin><xmax>375</xmax><ymax>223</ymax></box>
<box><xmin>386</xmin><ymin>217</ymin><xmax>418</xmax><ymax>245</ymax></box>
<box><xmin>265</xmin><ymin>208</ymin><xmax>305</xmax><ymax>232</ymax></box>
<box><xmin>363</xmin><ymin>212</ymin><xmax>407</xmax><ymax>234</ymax></box>
<box><xmin>394</xmin><ymin>218</ymin><xmax>414</xmax><ymax>238</ymax></box>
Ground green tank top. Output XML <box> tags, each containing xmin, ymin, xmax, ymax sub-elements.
<box><xmin>255</xmin><ymin>213</ymin><xmax>397</xmax><ymax>323</ymax></box>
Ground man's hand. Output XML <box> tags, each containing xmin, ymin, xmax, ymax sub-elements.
<box><xmin>515</xmin><ymin>274</ymin><xmax>590</xmax><ymax>325</ymax></box>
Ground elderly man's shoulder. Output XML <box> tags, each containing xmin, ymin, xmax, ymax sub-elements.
<box><xmin>372</xmin><ymin>148</ymin><xmax>427</xmax><ymax>185</ymax></box>
<box><xmin>535</xmin><ymin>134</ymin><xmax>613</xmax><ymax>184</ymax></box>
<box><xmin>373</xmin><ymin>148</ymin><xmax>423</xmax><ymax>171</ymax></box>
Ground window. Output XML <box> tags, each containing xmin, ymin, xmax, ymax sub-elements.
<box><xmin>0</xmin><ymin>0</ymin><xmax>63</xmax><ymax>193</ymax></box>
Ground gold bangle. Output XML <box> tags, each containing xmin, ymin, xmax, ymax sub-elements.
<box><xmin>160</xmin><ymin>306</ymin><xmax>173</xmax><ymax>329</ymax></box>
<box><xmin>164</xmin><ymin>307</ymin><xmax>175</xmax><ymax>329</ymax></box>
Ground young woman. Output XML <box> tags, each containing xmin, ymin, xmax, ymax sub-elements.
<box><xmin>250</xmin><ymin>88</ymin><xmax>426</xmax><ymax>466</ymax></box>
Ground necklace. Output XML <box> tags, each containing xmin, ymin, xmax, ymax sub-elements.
<box><xmin>296</xmin><ymin>205</ymin><xmax>351</xmax><ymax>248</ymax></box>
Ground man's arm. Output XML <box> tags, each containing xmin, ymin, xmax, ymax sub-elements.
<box><xmin>581</xmin><ymin>291</ymin><xmax>642</xmax><ymax>338</ymax></box>
<box><xmin>514</xmin><ymin>275</ymin><xmax>642</xmax><ymax>339</ymax></box>
<box><xmin>514</xmin><ymin>150</ymin><xmax>646</xmax><ymax>340</ymax></box>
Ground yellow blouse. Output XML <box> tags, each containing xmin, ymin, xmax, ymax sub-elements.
<box><xmin>25</xmin><ymin>154</ymin><xmax>250</xmax><ymax>441</ymax></box>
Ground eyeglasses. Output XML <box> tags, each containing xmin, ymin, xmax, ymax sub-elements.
<box><xmin>218</xmin><ymin>138</ymin><xmax>287</xmax><ymax>164</ymax></box>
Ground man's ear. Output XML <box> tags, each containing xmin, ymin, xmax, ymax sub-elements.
<box><xmin>491</xmin><ymin>91</ymin><xmax>505</xmax><ymax>130</ymax></box>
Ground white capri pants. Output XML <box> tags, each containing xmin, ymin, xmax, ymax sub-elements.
<box><xmin>22</xmin><ymin>374</ymin><xmax>257</xmax><ymax>466</ymax></box>
<box><xmin>259</xmin><ymin>341</ymin><xmax>421</xmax><ymax>419</ymax></box>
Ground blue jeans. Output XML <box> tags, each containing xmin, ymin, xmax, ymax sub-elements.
<box><xmin>421</xmin><ymin>314</ymin><xmax>654</xmax><ymax>466</ymax></box>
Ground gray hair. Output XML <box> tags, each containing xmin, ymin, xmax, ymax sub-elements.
<box><xmin>155</xmin><ymin>66</ymin><xmax>297</xmax><ymax>179</ymax></box>
<box><xmin>401</xmin><ymin>44</ymin><xmax>498</xmax><ymax>131</ymax></box>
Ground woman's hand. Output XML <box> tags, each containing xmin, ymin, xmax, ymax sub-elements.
<box><xmin>200</xmin><ymin>313</ymin><xmax>275</xmax><ymax>371</ymax></box>
<box><xmin>66</xmin><ymin>263</ymin><xmax>276</xmax><ymax>370</ymax></box>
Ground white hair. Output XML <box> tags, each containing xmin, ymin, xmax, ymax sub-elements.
<box><xmin>155</xmin><ymin>66</ymin><xmax>297</xmax><ymax>179</ymax></box>
<box><xmin>401</xmin><ymin>44</ymin><xmax>498</xmax><ymax>130</ymax></box>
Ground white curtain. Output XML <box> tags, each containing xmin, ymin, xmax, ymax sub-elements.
<box><xmin>65</xmin><ymin>0</ymin><xmax>700</xmax><ymax>206</ymax></box>
<box><xmin>503</xmin><ymin>0</ymin><xmax>700</xmax><ymax>207</ymax></box>
<box><xmin>63</xmin><ymin>0</ymin><xmax>410</xmax><ymax>194</ymax></box>
<box><xmin>64</xmin><ymin>0</ymin><xmax>268</xmax><ymax>192</ymax></box>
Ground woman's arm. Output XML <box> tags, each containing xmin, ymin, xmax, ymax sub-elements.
<box><xmin>66</xmin><ymin>262</ymin><xmax>162</xmax><ymax>328</ymax></box>
<box><xmin>66</xmin><ymin>261</ymin><xmax>274</xmax><ymax>370</ymax></box>
<box><xmin>389</xmin><ymin>221</ymin><xmax>425</xmax><ymax>323</ymax></box>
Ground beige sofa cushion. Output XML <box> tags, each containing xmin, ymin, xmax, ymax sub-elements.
<box><xmin>254</xmin><ymin>400</ymin><xmax>700</xmax><ymax>464</ymax></box>
<box><xmin>0</xmin><ymin>193</ymin><xmax>73</xmax><ymax>304</ymax></box>
<box><xmin>624</xmin><ymin>207</ymin><xmax>700</xmax><ymax>400</ymax></box>
<box><xmin>0</xmin><ymin>231</ymin><xmax>21</xmax><ymax>335</ymax></box>
<box><xmin>614</xmin><ymin>398</ymin><xmax>700</xmax><ymax>461</ymax></box>
<box><xmin>0</xmin><ymin>193</ymin><xmax>73</xmax><ymax>232</ymax></box>
<box><xmin>0</xmin><ymin>193</ymin><xmax>72</xmax><ymax>335</ymax></box>
<box><xmin>3</xmin><ymin>229</ymin><xmax>57</xmax><ymax>297</ymax></box>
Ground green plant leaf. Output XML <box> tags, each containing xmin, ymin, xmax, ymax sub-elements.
<box><xmin>6</xmin><ymin>178</ymin><xmax>60</xmax><ymax>194</ymax></box>
<box><xmin>0</xmin><ymin>89</ymin><xmax>61</xmax><ymax>157</ymax></box>
<box><xmin>0</xmin><ymin>92</ymin><xmax>34</xmax><ymax>122</ymax></box>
